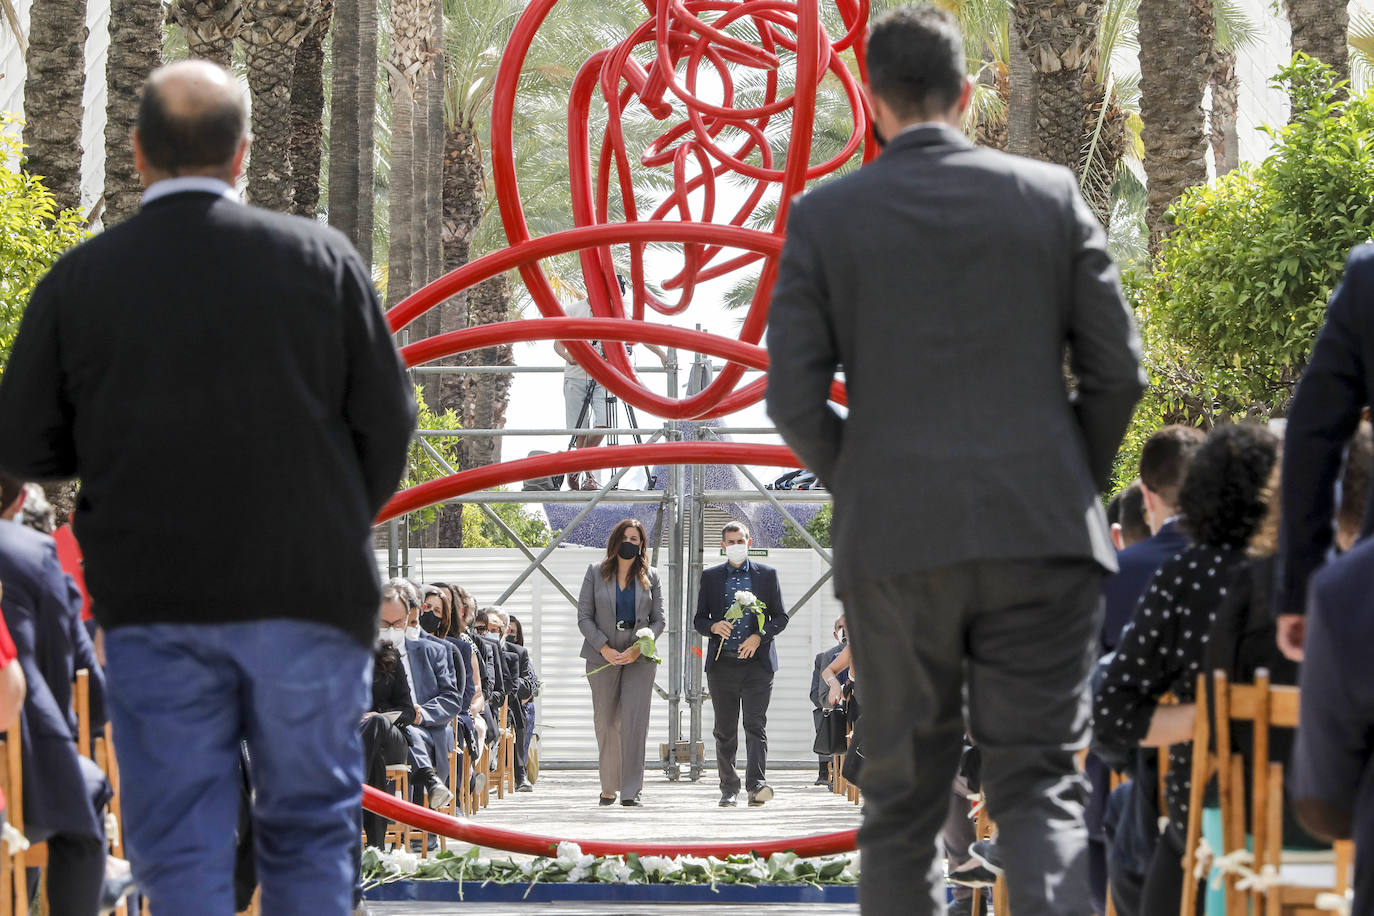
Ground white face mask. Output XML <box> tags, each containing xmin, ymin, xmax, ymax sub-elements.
<box><xmin>725</xmin><ymin>543</ymin><xmax>750</xmax><ymax>565</ymax></box>
<box><xmin>380</xmin><ymin>627</ymin><xmax>405</xmax><ymax>648</ymax></box>
<box><xmin>405</xmin><ymin>625</ymin><xmax>421</xmax><ymax>641</ymax></box>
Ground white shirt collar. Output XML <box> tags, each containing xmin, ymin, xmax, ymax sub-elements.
<box><xmin>141</xmin><ymin>176</ymin><xmax>239</xmax><ymax>207</ymax></box>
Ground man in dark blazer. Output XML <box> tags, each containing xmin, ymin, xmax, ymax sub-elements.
<box><xmin>693</xmin><ymin>522</ymin><xmax>789</xmax><ymax>807</ymax></box>
<box><xmin>0</xmin><ymin>477</ymin><xmax>110</xmax><ymax>913</ymax></box>
<box><xmin>1290</xmin><ymin>535</ymin><xmax>1374</xmax><ymax>914</ymax></box>
<box><xmin>810</xmin><ymin>616</ymin><xmax>847</xmax><ymax>784</ymax></box>
<box><xmin>0</xmin><ymin>61</ymin><xmax>416</xmax><ymax>915</ymax></box>
<box><xmin>1277</xmin><ymin>244</ymin><xmax>1374</xmax><ymax>661</ymax></box>
<box><xmin>765</xmin><ymin>10</ymin><xmax>1142</xmax><ymax>915</ymax></box>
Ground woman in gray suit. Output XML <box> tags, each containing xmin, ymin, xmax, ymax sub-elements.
<box><xmin>578</xmin><ymin>518</ymin><xmax>665</xmax><ymax>806</ymax></box>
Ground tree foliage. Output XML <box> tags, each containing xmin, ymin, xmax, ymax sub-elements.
<box><xmin>781</xmin><ymin>504</ymin><xmax>832</xmax><ymax>549</ymax></box>
<box><xmin>0</xmin><ymin>120</ymin><xmax>88</xmax><ymax>379</ymax></box>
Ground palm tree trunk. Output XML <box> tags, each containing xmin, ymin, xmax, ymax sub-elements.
<box><xmin>1138</xmin><ymin>0</ymin><xmax>1214</xmax><ymax>253</ymax></box>
<box><xmin>974</xmin><ymin>63</ymin><xmax>1009</xmax><ymax>151</ymax></box>
<box><xmin>386</xmin><ymin>82</ymin><xmax>415</xmax><ymax>307</ymax></box>
<box><xmin>1012</xmin><ymin>0</ymin><xmax>1102</xmax><ymax>169</ymax></box>
<box><xmin>289</xmin><ymin>0</ymin><xmax>333</xmax><ymax>218</ymax></box>
<box><xmin>465</xmin><ymin>273</ymin><xmax>513</xmax><ymax>471</ymax></box>
<box><xmin>103</xmin><ymin>0</ymin><xmax>164</xmax><ymax>225</ymax></box>
<box><xmin>23</xmin><ymin>0</ymin><xmax>87</xmax><ymax>214</ymax></box>
<box><xmin>173</xmin><ymin>0</ymin><xmax>242</xmax><ymax>66</ymax></box>
<box><xmin>356</xmin><ymin>0</ymin><xmax>377</xmax><ymax>265</ymax></box>
<box><xmin>327</xmin><ymin>0</ymin><xmax>360</xmax><ymax>243</ymax></box>
<box><xmin>411</xmin><ymin>74</ymin><xmax>431</xmax><ymax>307</ymax></box>
<box><xmin>1006</xmin><ymin>42</ymin><xmax>1037</xmax><ymax>157</ymax></box>
<box><xmin>426</xmin><ymin>0</ymin><xmax>444</xmax><ymax>290</ymax></box>
<box><xmin>243</xmin><ymin>0</ymin><xmax>318</xmax><ymax>211</ymax></box>
<box><xmin>1287</xmin><ymin>0</ymin><xmax>1349</xmax><ymax>88</ymax></box>
<box><xmin>1210</xmin><ymin>47</ymin><xmax>1239</xmax><ymax>175</ymax></box>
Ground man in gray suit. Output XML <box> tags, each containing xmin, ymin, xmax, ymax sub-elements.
<box><xmin>765</xmin><ymin>8</ymin><xmax>1143</xmax><ymax>916</ymax></box>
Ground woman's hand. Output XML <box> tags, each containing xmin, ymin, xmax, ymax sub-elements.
<box><xmin>601</xmin><ymin>644</ymin><xmax>622</xmax><ymax>665</ymax></box>
<box><xmin>827</xmin><ymin>681</ymin><xmax>843</xmax><ymax>706</ymax></box>
<box><xmin>622</xmin><ymin>645</ymin><xmax>642</xmax><ymax>663</ymax></box>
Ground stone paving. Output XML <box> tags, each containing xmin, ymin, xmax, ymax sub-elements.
<box><xmin>367</xmin><ymin>766</ymin><xmax>863</xmax><ymax>915</ymax></box>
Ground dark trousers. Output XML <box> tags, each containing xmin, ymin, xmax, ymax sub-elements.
<box><xmin>27</xmin><ymin>833</ymin><xmax>105</xmax><ymax>915</ymax></box>
<box><xmin>1140</xmin><ymin>829</ymin><xmax>1199</xmax><ymax>916</ymax></box>
<box><xmin>943</xmin><ymin>785</ymin><xmax>977</xmax><ymax>904</ymax></box>
<box><xmin>360</xmin><ymin>715</ymin><xmax>410</xmax><ymax>847</ymax></box>
<box><xmin>707</xmin><ymin>658</ymin><xmax>774</xmax><ymax>793</ymax></box>
<box><xmin>842</xmin><ymin>559</ymin><xmax>1103</xmax><ymax>916</ymax></box>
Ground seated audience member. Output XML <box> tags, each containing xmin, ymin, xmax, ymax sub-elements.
<box><xmin>479</xmin><ymin>608</ymin><xmax>537</xmax><ymax>791</ymax></box>
<box><xmin>360</xmin><ymin>639</ymin><xmax>416</xmax><ymax>845</ymax></box>
<box><xmin>0</xmin><ymin>587</ymin><xmax>24</xmax><ymax>735</ymax></box>
<box><xmin>810</xmin><ymin>616</ymin><xmax>847</xmax><ymax>786</ymax></box>
<box><xmin>1335</xmin><ymin>420</ymin><xmax>1373</xmax><ymax>553</ymax></box>
<box><xmin>1108</xmin><ymin>481</ymin><xmax>1150</xmax><ymax>551</ymax></box>
<box><xmin>1290</xmin><ymin>536</ymin><xmax>1374</xmax><ymax>913</ymax></box>
<box><xmin>468</xmin><ymin>602</ymin><xmax>505</xmax><ymax>758</ymax></box>
<box><xmin>0</xmin><ymin>475</ymin><xmax>112</xmax><ymax>914</ymax></box>
<box><xmin>418</xmin><ymin>585</ymin><xmax>475</xmax><ymax>727</ymax></box>
<box><xmin>439</xmin><ymin>584</ymin><xmax>490</xmax><ymax>752</ymax></box>
<box><xmin>505</xmin><ymin>614</ymin><xmax>539</xmax><ymax>784</ymax></box>
<box><xmin>1094</xmin><ymin>424</ymin><xmax>1279</xmax><ymax>916</ymax></box>
<box><xmin>378</xmin><ymin>585</ymin><xmax>459</xmax><ymax>809</ymax></box>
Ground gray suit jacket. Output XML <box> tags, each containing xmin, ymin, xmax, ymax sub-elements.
<box><xmin>577</xmin><ymin>563</ymin><xmax>666</xmax><ymax>661</ymax></box>
<box><xmin>766</xmin><ymin>124</ymin><xmax>1144</xmax><ymax>597</ymax></box>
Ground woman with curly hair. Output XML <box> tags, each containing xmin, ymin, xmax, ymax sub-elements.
<box><xmin>1093</xmin><ymin>423</ymin><xmax>1279</xmax><ymax>916</ymax></box>
<box><xmin>577</xmin><ymin>519</ymin><xmax>665</xmax><ymax>807</ymax></box>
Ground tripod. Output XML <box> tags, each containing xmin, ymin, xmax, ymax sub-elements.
<box><xmin>567</xmin><ymin>371</ymin><xmax>656</xmax><ymax>490</ymax></box>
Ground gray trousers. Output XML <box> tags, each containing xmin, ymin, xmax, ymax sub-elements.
<box><xmin>586</xmin><ymin>656</ymin><xmax>656</xmax><ymax>799</ymax></box>
<box><xmin>843</xmin><ymin>558</ymin><xmax>1103</xmax><ymax>916</ymax></box>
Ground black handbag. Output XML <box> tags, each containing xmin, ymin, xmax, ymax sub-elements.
<box><xmin>812</xmin><ymin>704</ymin><xmax>849</xmax><ymax>756</ymax></box>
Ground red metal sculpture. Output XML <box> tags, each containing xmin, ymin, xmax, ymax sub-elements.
<box><xmin>370</xmin><ymin>0</ymin><xmax>873</xmax><ymax>857</ymax></box>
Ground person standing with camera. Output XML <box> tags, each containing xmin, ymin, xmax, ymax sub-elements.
<box><xmin>577</xmin><ymin>519</ymin><xmax>665</xmax><ymax>807</ymax></box>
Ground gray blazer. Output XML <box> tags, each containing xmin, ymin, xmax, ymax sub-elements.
<box><xmin>578</xmin><ymin>563</ymin><xmax>666</xmax><ymax>661</ymax></box>
<box><xmin>766</xmin><ymin>124</ymin><xmax>1144</xmax><ymax>598</ymax></box>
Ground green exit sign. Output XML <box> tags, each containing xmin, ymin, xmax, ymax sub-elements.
<box><xmin>719</xmin><ymin>548</ymin><xmax>769</xmax><ymax>556</ymax></box>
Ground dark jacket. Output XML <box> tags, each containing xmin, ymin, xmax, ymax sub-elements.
<box><xmin>1279</xmin><ymin>244</ymin><xmax>1374</xmax><ymax>616</ymax></box>
<box><xmin>1100</xmin><ymin>520</ymin><xmax>1189</xmax><ymax>654</ymax></box>
<box><xmin>370</xmin><ymin>659</ymin><xmax>417</xmax><ymax>728</ymax></box>
<box><xmin>0</xmin><ymin>520</ymin><xmax>103</xmax><ymax>838</ymax></box>
<box><xmin>766</xmin><ymin>125</ymin><xmax>1143</xmax><ymax>597</ymax></box>
<box><xmin>810</xmin><ymin>643</ymin><xmax>846</xmax><ymax>709</ymax></box>
<box><xmin>0</xmin><ymin>191</ymin><xmax>416</xmax><ymax>645</ymax></box>
<box><xmin>693</xmin><ymin>561</ymin><xmax>788</xmax><ymax>673</ymax></box>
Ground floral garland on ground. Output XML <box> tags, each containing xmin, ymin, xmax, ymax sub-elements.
<box><xmin>361</xmin><ymin>842</ymin><xmax>858</xmax><ymax>894</ymax></box>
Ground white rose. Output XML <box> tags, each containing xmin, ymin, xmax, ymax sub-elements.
<box><xmin>611</xmin><ymin>861</ymin><xmax>634</xmax><ymax>883</ymax></box>
<box><xmin>388</xmin><ymin>849</ymin><xmax>420</xmax><ymax>874</ymax></box>
<box><xmin>639</xmin><ymin>855</ymin><xmax>672</xmax><ymax>877</ymax></box>
<box><xmin>569</xmin><ymin>864</ymin><xmax>591</xmax><ymax>883</ymax></box>
<box><xmin>556</xmin><ymin>840</ymin><xmax>582</xmax><ymax>864</ymax></box>
<box><xmin>635</xmin><ymin>627</ymin><xmax>654</xmax><ymax>640</ymax></box>
<box><xmin>736</xmin><ymin>590</ymin><xmax>757</xmax><ymax>605</ymax></box>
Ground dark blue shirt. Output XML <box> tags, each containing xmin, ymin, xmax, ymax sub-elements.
<box><xmin>722</xmin><ymin>560</ymin><xmax>756</xmax><ymax>652</ymax></box>
<box><xmin>615</xmin><ymin>580</ymin><xmax>636</xmax><ymax>631</ymax></box>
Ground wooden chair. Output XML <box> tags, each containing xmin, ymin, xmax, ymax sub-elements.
<box><xmin>970</xmin><ymin>806</ymin><xmax>1010</xmax><ymax>916</ymax></box>
<box><xmin>381</xmin><ymin>765</ymin><xmax>422</xmax><ymax>852</ymax></box>
<box><xmin>1183</xmin><ymin>669</ymin><xmax>1355</xmax><ymax>916</ymax></box>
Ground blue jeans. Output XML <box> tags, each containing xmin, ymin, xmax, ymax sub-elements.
<box><xmin>105</xmin><ymin>620</ymin><xmax>371</xmax><ymax>916</ymax></box>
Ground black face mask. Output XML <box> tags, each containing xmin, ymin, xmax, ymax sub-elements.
<box><xmin>618</xmin><ymin>541</ymin><xmax>642</xmax><ymax>560</ymax></box>
<box><xmin>419</xmin><ymin>611</ymin><xmax>442</xmax><ymax>634</ymax></box>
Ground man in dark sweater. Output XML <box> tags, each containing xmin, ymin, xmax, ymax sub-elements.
<box><xmin>0</xmin><ymin>61</ymin><xmax>415</xmax><ymax>915</ymax></box>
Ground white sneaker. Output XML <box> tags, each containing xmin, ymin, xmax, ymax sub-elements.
<box><xmin>427</xmin><ymin>782</ymin><xmax>455</xmax><ymax>810</ymax></box>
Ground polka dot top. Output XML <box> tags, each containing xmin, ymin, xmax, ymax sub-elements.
<box><xmin>1093</xmin><ymin>543</ymin><xmax>1244</xmax><ymax>828</ymax></box>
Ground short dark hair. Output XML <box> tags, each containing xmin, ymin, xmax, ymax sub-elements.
<box><xmin>136</xmin><ymin>73</ymin><xmax>246</xmax><ymax>173</ymax></box>
<box><xmin>0</xmin><ymin>473</ymin><xmax>23</xmax><ymax>513</ymax></box>
<box><xmin>1338</xmin><ymin>421</ymin><xmax>1373</xmax><ymax>535</ymax></box>
<box><xmin>866</xmin><ymin>6</ymin><xmax>966</xmax><ymax>121</ymax></box>
<box><xmin>1108</xmin><ymin>481</ymin><xmax>1149</xmax><ymax>546</ymax></box>
<box><xmin>721</xmin><ymin>522</ymin><xmax>749</xmax><ymax>541</ymax></box>
<box><xmin>1178</xmin><ymin>424</ymin><xmax>1279</xmax><ymax>549</ymax></box>
<box><xmin>1139</xmin><ymin>425</ymin><xmax>1206</xmax><ymax>509</ymax></box>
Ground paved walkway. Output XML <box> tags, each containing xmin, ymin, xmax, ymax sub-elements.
<box><xmin>367</xmin><ymin>766</ymin><xmax>863</xmax><ymax>914</ymax></box>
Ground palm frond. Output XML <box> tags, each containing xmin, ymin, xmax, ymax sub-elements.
<box><xmin>1213</xmin><ymin>0</ymin><xmax>1262</xmax><ymax>52</ymax></box>
<box><xmin>1351</xmin><ymin>8</ymin><xmax>1374</xmax><ymax>94</ymax></box>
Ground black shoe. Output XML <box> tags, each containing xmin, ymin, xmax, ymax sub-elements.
<box><xmin>968</xmin><ymin>839</ymin><xmax>1003</xmax><ymax>875</ymax></box>
<box><xmin>949</xmin><ymin>864</ymin><xmax>998</xmax><ymax>887</ymax></box>
<box><xmin>747</xmin><ymin>785</ymin><xmax>773</xmax><ymax>806</ymax></box>
<box><xmin>620</xmin><ymin>795</ymin><xmax>643</xmax><ymax>807</ymax></box>
<box><xmin>719</xmin><ymin>792</ymin><xmax>738</xmax><ymax>807</ymax></box>
<box><xmin>813</xmin><ymin>776</ymin><xmax>829</xmax><ymax>786</ymax></box>
<box><xmin>517</xmin><ymin>779</ymin><xmax>534</xmax><ymax>792</ymax></box>
<box><xmin>599</xmin><ymin>794</ymin><xmax>617</xmax><ymax>806</ymax></box>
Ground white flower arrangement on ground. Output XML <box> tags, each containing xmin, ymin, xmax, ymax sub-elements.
<box><xmin>360</xmin><ymin>842</ymin><xmax>858</xmax><ymax>894</ymax></box>
<box><xmin>583</xmin><ymin>627</ymin><xmax>663</xmax><ymax>677</ymax></box>
<box><xmin>717</xmin><ymin>590</ymin><xmax>767</xmax><ymax>660</ymax></box>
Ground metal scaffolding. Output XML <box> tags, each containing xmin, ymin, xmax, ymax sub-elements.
<box><xmin>388</xmin><ymin>350</ymin><xmax>834</xmax><ymax>781</ymax></box>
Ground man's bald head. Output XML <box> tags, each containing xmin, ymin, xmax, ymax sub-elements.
<box><xmin>134</xmin><ymin>60</ymin><xmax>247</xmax><ymax>179</ymax></box>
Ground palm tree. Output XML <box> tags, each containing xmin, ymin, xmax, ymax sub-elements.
<box><xmin>1011</xmin><ymin>0</ymin><xmax>1105</xmax><ymax>169</ymax></box>
<box><xmin>172</xmin><ymin>0</ymin><xmax>242</xmax><ymax>66</ymax></box>
<box><xmin>22</xmin><ymin>0</ymin><xmax>87</xmax><ymax>214</ymax></box>
<box><xmin>104</xmin><ymin>0</ymin><xmax>165</xmax><ymax>225</ymax></box>
<box><xmin>328</xmin><ymin>0</ymin><xmax>363</xmax><ymax>246</ymax></box>
<box><xmin>241</xmin><ymin>0</ymin><xmax>319</xmax><ymax>210</ymax></box>
<box><xmin>288</xmin><ymin>0</ymin><xmax>333</xmax><ymax>217</ymax></box>
<box><xmin>1288</xmin><ymin>0</ymin><xmax>1350</xmax><ymax>88</ymax></box>
<box><xmin>383</xmin><ymin>0</ymin><xmax>434</xmax><ymax>307</ymax></box>
<box><xmin>1209</xmin><ymin>0</ymin><xmax>1261</xmax><ymax>175</ymax></box>
<box><xmin>1137</xmin><ymin>0</ymin><xmax>1214</xmax><ymax>252</ymax></box>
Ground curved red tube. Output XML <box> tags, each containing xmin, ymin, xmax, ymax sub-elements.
<box><xmin>361</xmin><ymin>785</ymin><xmax>859</xmax><ymax>859</ymax></box>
